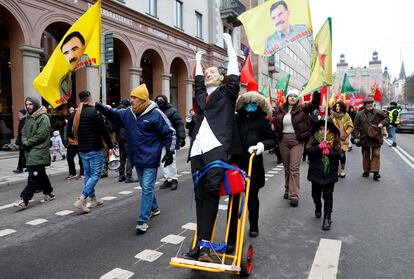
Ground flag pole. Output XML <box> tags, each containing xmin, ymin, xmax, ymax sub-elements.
<box><xmin>324</xmin><ymin>86</ymin><xmax>330</xmax><ymax>141</ymax></box>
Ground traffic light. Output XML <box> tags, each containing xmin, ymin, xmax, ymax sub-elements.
<box><xmin>105</xmin><ymin>33</ymin><xmax>114</xmax><ymax>64</ymax></box>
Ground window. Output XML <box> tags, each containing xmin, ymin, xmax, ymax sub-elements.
<box><xmin>195</xmin><ymin>12</ymin><xmax>202</xmax><ymax>38</ymax></box>
<box><xmin>174</xmin><ymin>0</ymin><xmax>183</xmax><ymax>29</ymax></box>
<box><xmin>146</xmin><ymin>0</ymin><xmax>157</xmax><ymax>17</ymax></box>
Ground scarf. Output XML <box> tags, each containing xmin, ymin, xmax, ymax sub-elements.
<box><xmin>332</xmin><ymin>111</ymin><xmax>352</xmax><ymax>132</ymax></box>
<box><xmin>132</xmin><ymin>99</ymin><xmax>151</xmax><ymax>116</ymax></box>
<box><xmin>314</xmin><ymin>131</ymin><xmax>335</xmax><ymax>175</ymax></box>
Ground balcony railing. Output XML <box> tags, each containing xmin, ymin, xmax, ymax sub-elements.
<box><xmin>220</xmin><ymin>0</ymin><xmax>246</xmax><ymax>26</ymax></box>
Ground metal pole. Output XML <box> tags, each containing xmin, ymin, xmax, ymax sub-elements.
<box><xmin>324</xmin><ymin>86</ymin><xmax>330</xmax><ymax>141</ymax></box>
<box><xmin>101</xmin><ymin>33</ymin><xmax>107</xmax><ymax>105</ymax></box>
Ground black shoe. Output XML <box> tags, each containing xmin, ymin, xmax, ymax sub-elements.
<box><xmin>283</xmin><ymin>191</ymin><xmax>289</xmax><ymax>199</ymax></box>
<box><xmin>12</xmin><ymin>169</ymin><xmax>23</xmax><ymax>174</ymax></box>
<box><xmin>159</xmin><ymin>180</ymin><xmax>171</xmax><ymax>189</ymax></box>
<box><xmin>118</xmin><ymin>175</ymin><xmax>126</xmax><ymax>182</ymax></box>
<box><xmin>322</xmin><ymin>218</ymin><xmax>332</xmax><ymax>230</ymax></box>
<box><xmin>61</xmin><ymin>155</ymin><xmax>66</xmax><ymax>160</ymax></box>
<box><xmin>225</xmin><ymin>244</ymin><xmax>235</xmax><ymax>254</ymax></box>
<box><xmin>362</xmin><ymin>172</ymin><xmax>369</xmax><ymax>177</ymax></box>
<box><xmin>100</xmin><ymin>173</ymin><xmax>108</xmax><ymax>178</ymax></box>
<box><xmin>348</xmin><ymin>147</ymin><xmax>353</xmax><ymax>151</ymax></box>
<box><xmin>52</xmin><ymin>156</ymin><xmax>56</xmax><ymax>162</ymax></box>
<box><xmin>392</xmin><ymin>143</ymin><xmax>397</xmax><ymax>147</ymax></box>
<box><xmin>182</xmin><ymin>247</ymin><xmax>200</xmax><ymax>260</ymax></box>
<box><xmin>315</xmin><ymin>204</ymin><xmax>322</xmax><ymax>218</ymax></box>
<box><xmin>290</xmin><ymin>197</ymin><xmax>299</xmax><ymax>207</ymax></box>
<box><xmin>170</xmin><ymin>179</ymin><xmax>178</xmax><ymax>191</ymax></box>
<box><xmin>249</xmin><ymin>230</ymin><xmax>259</xmax><ymax>238</ymax></box>
<box><xmin>373</xmin><ymin>172</ymin><xmax>381</xmax><ymax>181</ymax></box>
<box><xmin>198</xmin><ymin>247</ymin><xmax>213</xmax><ymax>263</ymax></box>
<box><xmin>125</xmin><ymin>176</ymin><xmax>138</xmax><ymax>183</ymax></box>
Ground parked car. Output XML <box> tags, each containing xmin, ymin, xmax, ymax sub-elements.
<box><xmin>396</xmin><ymin>112</ymin><xmax>414</xmax><ymax>133</ymax></box>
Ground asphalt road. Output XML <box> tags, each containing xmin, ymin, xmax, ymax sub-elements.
<box><xmin>0</xmin><ymin>134</ymin><xmax>413</xmax><ymax>279</ymax></box>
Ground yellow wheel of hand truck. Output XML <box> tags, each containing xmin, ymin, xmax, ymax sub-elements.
<box><xmin>170</xmin><ymin>153</ymin><xmax>256</xmax><ymax>277</ymax></box>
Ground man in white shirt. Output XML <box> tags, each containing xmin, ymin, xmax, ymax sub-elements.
<box><xmin>183</xmin><ymin>33</ymin><xmax>240</xmax><ymax>262</ymax></box>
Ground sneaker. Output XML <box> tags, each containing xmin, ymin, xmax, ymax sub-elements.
<box><xmin>75</xmin><ymin>175</ymin><xmax>84</xmax><ymax>180</ymax></box>
<box><xmin>61</xmin><ymin>155</ymin><xmax>66</xmax><ymax>160</ymax></box>
<box><xmin>135</xmin><ymin>222</ymin><xmax>149</xmax><ymax>234</ymax></box>
<box><xmin>13</xmin><ymin>199</ymin><xmax>28</xmax><ymax>209</ymax></box>
<box><xmin>12</xmin><ymin>169</ymin><xmax>23</xmax><ymax>174</ymax></box>
<box><xmin>88</xmin><ymin>196</ymin><xmax>104</xmax><ymax>208</ymax></box>
<box><xmin>40</xmin><ymin>193</ymin><xmax>55</xmax><ymax>203</ymax></box>
<box><xmin>149</xmin><ymin>207</ymin><xmax>160</xmax><ymax>218</ymax></box>
<box><xmin>249</xmin><ymin>230</ymin><xmax>259</xmax><ymax>238</ymax></box>
<box><xmin>65</xmin><ymin>175</ymin><xmax>76</xmax><ymax>180</ymax></box>
<box><xmin>182</xmin><ymin>247</ymin><xmax>200</xmax><ymax>260</ymax></box>
<box><xmin>159</xmin><ymin>180</ymin><xmax>171</xmax><ymax>189</ymax></box>
<box><xmin>170</xmin><ymin>179</ymin><xmax>178</xmax><ymax>191</ymax></box>
<box><xmin>373</xmin><ymin>172</ymin><xmax>381</xmax><ymax>181</ymax></box>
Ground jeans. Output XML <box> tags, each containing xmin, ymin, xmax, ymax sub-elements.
<box><xmin>79</xmin><ymin>150</ymin><xmax>104</xmax><ymax>198</ymax></box>
<box><xmin>136</xmin><ymin>167</ymin><xmax>158</xmax><ymax>223</ymax></box>
<box><xmin>389</xmin><ymin>126</ymin><xmax>397</xmax><ymax>144</ymax></box>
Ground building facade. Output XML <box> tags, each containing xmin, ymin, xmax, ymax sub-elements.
<box><xmin>0</xmin><ymin>0</ymin><xmax>245</xmax><ymax>143</ymax></box>
<box><xmin>333</xmin><ymin>51</ymin><xmax>392</xmax><ymax>104</ymax></box>
<box><xmin>390</xmin><ymin>62</ymin><xmax>406</xmax><ymax>103</ymax></box>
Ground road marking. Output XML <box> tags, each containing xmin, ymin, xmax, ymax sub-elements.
<box><xmin>100</xmin><ymin>268</ymin><xmax>134</xmax><ymax>279</ymax></box>
<box><xmin>268</xmin><ymin>170</ymin><xmax>279</xmax><ymax>174</ymax></box>
<box><xmin>265</xmin><ymin>174</ymin><xmax>274</xmax><ymax>177</ymax></box>
<box><xmin>182</xmin><ymin>222</ymin><xmax>197</xmax><ymax>231</ymax></box>
<box><xmin>155</xmin><ymin>181</ymin><xmax>161</xmax><ymax>185</ymax></box>
<box><xmin>133</xmin><ymin>186</ymin><xmax>142</xmax><ymax>190</ymax></box>
<box><xmin>176</xmin><ymin>174</ymin><xmax>182</xmax><ymax>177</ymax></box>
<box><xmin>0</xmin><ymin>203</ymin><xmax>14</xmax><ymax>210</ymax></box>
<box><xmin>0</xmin><ymin>229</ymin><xmax>16</xmax><ymax>237</ymax></box>
<box><xmin>265</xmin><ymin>178</ymin><xmax>269</xmax><ymax>181</ymax></box>
<box><xmin>218</xmin><ymin>204</ymin><xmax>228</xmax><ymax>210</ymax></box>
<box><xmin>181</xmin><ymin>171</ymin><xmax>191</xmax><ymax>174</ymax></box>
<box><xmin>118</xmin><ymin>191</ymin><xmax>133</xmax><ymax>195</ymax></box>
<box><xmin>135</xmin><ymin>249</ymin><xmax>163</xmax><ymax>262</ymax></box>
<box><xmin>384</xmin><ymin>139</ymin><xmax>414</xmax><ymax>170</ymax></box>
<box><xmin>272</xmin><ymin>167</ymin><xmax>283</xmax><ymax>170</ymax></box>
<box><xmin>55</xmin><ymin>210</ymin><xmax>74</xmax><ymax>216</ymax></box>
<box><xmin>102</xmin><ymin>196</ymin><xmax>117</xmax><ymax>201</ymax></box>
<box><xmin>161</xmin><ymin>234</ymin><xmax>186</xmax><ymax>245</ymax></box>
<box><xmin>308</xmin><ymin>238</ymin><xmax>342</xmax><ymax>279</ymax></box>
<box><xmin>26</xmin><ymin>219</ymin><xmax>48</xmax><ymax>226</ymax></box>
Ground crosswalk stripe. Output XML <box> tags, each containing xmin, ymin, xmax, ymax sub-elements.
<box><xmin>308</xmin><ymin>238</ymin><xmax>342</xmax><ymax>279</ymax></box>
<box><xmin>0</xmin><ymin>229</ymin><xmax>16</xmax><ymax>237</ymax></box>
<box><xmin>100</xmin><ymin>268</ymin><xmax>134</xmax><ymax>279</ymax></box>
<box><xmin>101</xmin><ymin>196</ymin><xmax>117</xmax><ymax>201</ymax></box>
<box><xmin>265</xmin><ymin>174</ymin><xmax>274</xmax><ymax>177</ymax></box>
<box><xmin>0</xmin><ymin>203</ymin><xmax>14</xmax><ymax>210</ymax></box>
<box><xmin>268</xmin><ymin>171</ymin><xmax>279</xmax><ymax>174</ymax></box>
<box><xmin>118</xmin><ymin>191</ymin><xmax>133</xmax><ymax>195</ymax></box>
<box><xmin>26</xmin><ymin>219</ymin><xmax>48</xmax><ymax>226</ymax></box>
<box><xmin>55</xmin><ymin>210</ymin><xmax>74</xmax><ymax>216</ymax></box>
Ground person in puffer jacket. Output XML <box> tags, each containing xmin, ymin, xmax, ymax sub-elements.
<box><xmin>50</xmin><ymin>130</ymin><xmax>66</xmax><ymax>162</ymax></box>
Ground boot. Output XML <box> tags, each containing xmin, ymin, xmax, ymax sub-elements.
<box><xmin>314</xmin><ymin>203</ymin><xmax>322</xmax><ymax>218</ymax></box>
<box><xmin>62</xmin><ymin>154</ymin><xmax>66</xmax><ymax>160</ymax></box>
<box><xmin>74</xmin><ymin>196</ymin><xmax>90</xmax><ymax>213</ymax></box>
<box><xmin>322</xmin><ymin>213</ymin><xmax>332</xmax><ymax>231</ymax></box>
<box><xmin>373</xmin><ymin>172</ymin><xmax>381</xmax><ymax>181</ymax></box>
<box><xmin>52</xmin><ymin>155</ymin><xmax>56</xmax><ymax>162</ymax></box>
<box><xmin>88</xmin><ymin>196</ymin><xmax>104</xmax><ymax>208</ymax></box>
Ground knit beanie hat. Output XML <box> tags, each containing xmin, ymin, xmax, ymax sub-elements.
<box><xmin>130</xmin><ymin>84</ymin><xmax>149</xmax><ymax>100</ymax></box>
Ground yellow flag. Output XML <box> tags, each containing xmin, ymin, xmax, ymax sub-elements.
<box><xmin>301</xmin><ymin>18</ymin><xmax>332</xmax><ymax>97</ymax></box>
<box><xmin>238</xmin><ymin>0</ymin><xmax>312</xmax><ymax>56</ymax></box>
<box><xmin>33</xmin><ymin>0</ymin><xmax>101</xmax><ymax>108</ymax></box>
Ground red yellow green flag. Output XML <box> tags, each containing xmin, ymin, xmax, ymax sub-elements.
<box><xmin>33</xmin><ymin>0</ymin><xmax>101</xmax><ymax>108</ymax></box>
<box><xmin>300</xmin><ymin>18</ymin><xmax>332</xmax><ymax>97</ymax></box>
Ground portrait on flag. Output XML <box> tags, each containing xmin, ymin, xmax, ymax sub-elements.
<box><xmin>33</xmin><ymin>0</ymin><xmax>101</xmax><ymax>108</ymax></box>
<box><xmin>238</xmin><ymin>0</ymin><xmax>312</xmax><ymax>56</ymax></box>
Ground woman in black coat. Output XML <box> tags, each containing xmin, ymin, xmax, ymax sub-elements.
<box><xmin>306</xmin><ymin>119</ymin><xmax>342</xmax><ymax>230</ymax></box>
<box><xmin>227</xmin><ymin>91</ymin><xmax>275</xmax><ymax>250</ymax></box>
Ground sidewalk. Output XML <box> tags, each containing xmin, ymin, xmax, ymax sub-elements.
<box><xmin>0</xmin><ymin>152</ymin><xmax>70</xmax><ymax>188</ymax></box>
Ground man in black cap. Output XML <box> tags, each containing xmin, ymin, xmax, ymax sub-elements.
<box><xmin>14</xmin><ymin>97</ymin><xmax>54</xmax><ymax>209</ymax></box>
<box><xmin>72</xmin><ymin>91</ymin><xmax>114</xmax><ymax>213</ymax></box>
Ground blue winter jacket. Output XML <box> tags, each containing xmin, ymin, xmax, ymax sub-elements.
<box><xmin>100</xmin><ymin>102</ymin><xmax>176</xmax><ymax>168</ymax></box>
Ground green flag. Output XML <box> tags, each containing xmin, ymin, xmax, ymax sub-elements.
<box><xmin>340</xmin><ymin>73</ymin><xmax>355</xmax><ymax>93</ymax></box>
<box><xmin>275</xmin><ymin>74</ymin><xmax>291</xmax><ymax>96</ymax></box>
<box><xmin>261</xmin><ymin>79</ymin><xmax>271</xmax><ymax>97</ymax></box>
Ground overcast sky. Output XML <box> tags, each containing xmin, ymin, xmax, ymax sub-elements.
<box><xmin>309</xmin><ymin>0</ymin><xmax>414</xmax><ymax>80</ymax></box>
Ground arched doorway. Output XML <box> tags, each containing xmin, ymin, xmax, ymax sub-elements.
<box><xmin>170</xmin><ymin>57</ymin><xmax>188</xmax><ymax>117</ymax></box>
<box><xmin>140</xmin><ymin>49</ymin><xmax>164</xmax><ymax>100</ymax></box>
<box><xmin>0</xmin><ymin>4</ymin><xmax>24</xmax><ymax>145</ymax></box>
<box><xmin>40</xmin><ymin>22</ymin><xmax>72</xmax><ymax>136</ymax></box>
<box><xmin>104</xmin><ymin>37</ymin><xmax>132</xmax><ymax>106</ymax></box>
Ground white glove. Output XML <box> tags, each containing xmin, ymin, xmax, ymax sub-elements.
<box><xmin>195</xmin><ymin>51</ymin><xmax>203</xmax><ymax>76</ymax></box>
<box><xmin>195</xmin><ymin>51</ymin><xmax>203</xmax><ymax>65</ymax></box>
<box><xmin>248</xmin><ymin>142</ymin><xmax>264</xmax><ymax>155</ymax></box>
<box><xmin>222</xmin><ymin>33</ymin><xmax>238</xmax><ymax>75</ymax></box>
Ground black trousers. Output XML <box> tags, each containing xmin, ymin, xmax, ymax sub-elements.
<box><xmin>20</xmin><ymin>165</ymin><xmax>53</xmax><ymax>203</ymax></box>
<box><xmin>67</xmin><ymin>144</ymin><xmax>84</xmax><ymax>176</ymax></box>
<box><xmin>17</xmin><ymin>148</ymin><xmax>26</xmax><ymax>171</ymax></box>
<box><xmin>118</xmin><ymin>142</ymin><xmax>133</xmax><ymax>177</ymax></box>
<box><xmin>191</xmin><ymin>146</ymin><xmax>227</xmax><ymax>242</ymax></box>
<box><xmin>311</xmin><ymin>182</ymin><xmax>334</xmax><ymax>214</ymax></box>
<box><xmin>227</xmin><ymin>186</ymin><xmax>260</xmax><ymax>245</ymax></box>
<box><xmin>340</xmin><ymin>152</ymin><xmax>346</xmax><ymax>165</ymax></box>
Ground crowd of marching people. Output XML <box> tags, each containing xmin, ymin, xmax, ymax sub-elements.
<box><xmin>10</xmin><ymin>33</ymin><xmax>403</xmax><ymax>264</ymax></box>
